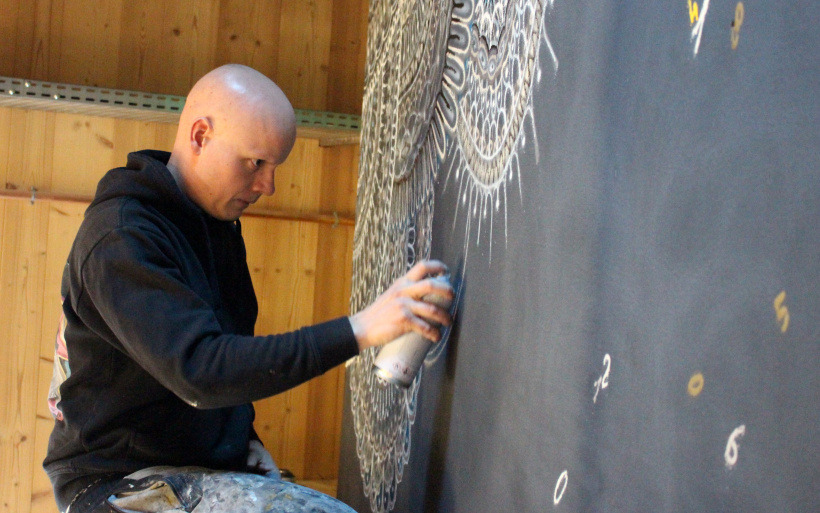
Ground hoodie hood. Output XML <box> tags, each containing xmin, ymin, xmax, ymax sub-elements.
<box><xmin>88</xmin><ymin>150</ymin><xmax>216</xmax><ymax>242</ymax></box>
<box><xmin>89</xmin><ymin>150</ymin><xmax>202</xmax><ymax>222</ymax></box>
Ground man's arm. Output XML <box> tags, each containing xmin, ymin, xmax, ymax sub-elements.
<box><xmin>78</xmin><ymin>225</ymin><xmax>358</xmax><ymax>409</ymax></box>
<box><xmin>79</xmin><ymin>227</ymin><xmax>452</xmax><ymax>409</ymax></box>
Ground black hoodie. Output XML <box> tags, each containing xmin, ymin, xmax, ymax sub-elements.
<box><xmin>44</xmin><ymin>150</ymin><xmax>358</xmax><ymax>487</ymax></box>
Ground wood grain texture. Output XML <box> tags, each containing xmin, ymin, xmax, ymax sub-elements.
<box><xmin>117</xmin><ymin>0</ymin><xmax>219</xmax><ymax>95</ymax></box>
<box><xmin>50</xmin><ymin>113</ymin><xmax>118</xmax><ymax>195</ymax></box>
<box><xmin>327</xmin><ymin>0</ymin><xmax>369</xmax><ymax>114</ymax></box>
<box><xmin>0</xmin><ymin>0</ymin><xmax>367</xmax><ymax>502</ymax></box>
<box><xmin>0</xmin><ymin>200</ymin><xmax>50</xmax><ymax>513</ymax></box>
<box><xmin>0</xmin><ymin>0</ymin><xmax>367</xmax><ymax>111</ymax></box>
<box><xmin>248</xmin><ymin>224</ymin><xmax>355</xmax><ymax>481</ymax></box>
<box><xmin>0</xmin><ymin>0</ymin><xmax>37</xmax><ymax>79</ymax></box>
<box><xmin>27</xmin><ymin>0</ymin><xmax>58</xmax><ymax>82</ymax></box>
<box><xmin>245</xmin><ymin>216</ymin><xmax>318</xmax><ymax>479</ymax></box>
<box><xmin>320</xmin><ymin>144</ymin><xmax>359</xmax><ymax>218</ymax></box>
<box><xmin>30</xmin><ymin>417</ymin><xmax>58</xmax><ymax>513</ymax></box>
<box><xmin>0</xmin><ymin>109</ymin><xmax>56</xmax><ymax>196</ymax></box>
<box><xmin>305</xmin><ymin>224</ymin><xmax>354</xmax><ymax>479</ymax></box>
<box><xmin>277</xmin><ymin>0</ymin><xmax>333</xmax><ymax>111</ymax></box>
<box><xmin>0</xmin><ymin>107</ymin><xmax>11</xmax><ymax>190</ymax></box>
<box><xmin>58</xmin><ymin>0</ymin><xmax>124</xmax><ymax>87</ymax></box>
<box><xmin>215</xmin><ymin>0</ymin><xmax>282</xmax><ymax>80</ymax></box>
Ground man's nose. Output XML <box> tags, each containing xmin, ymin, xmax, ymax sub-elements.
<box><xmin>252</xmin><ymin>167</ymin><xmax>276</xmax><ymax>196</ymax></box>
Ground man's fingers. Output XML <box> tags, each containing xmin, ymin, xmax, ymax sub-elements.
<box><xmin>349</xmin><ymin>261</ymin><xmax>453</xmax><ymax>351</ymax></box>
<box><xmin>418</xmin><ymin>301</ymin><xmax>452</xmax><ymax>327</ymax></box>
<box><xmin>407</xmin><ymin>310</ymin><xmax>443</xmax><ymax>342</ymax></box>
<box><xmin>405</xmin><ymin>276</ymin><xmax>453</xmax><ymax>297</ymax></box>
<box><xmin>404</xmin><ymin>300</ymin><xmax>451</xmax><ymax>341</ymax></box>
<box><xmin>404</xmin><ymin>259</ymin><xmax>449</xmax><ymax>282</ymax></box>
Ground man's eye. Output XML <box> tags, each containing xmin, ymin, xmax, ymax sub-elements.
<box><xmin>251</xmin><ymin>159</ymin><xmax>263</xmax><ymax>169</ymax></box>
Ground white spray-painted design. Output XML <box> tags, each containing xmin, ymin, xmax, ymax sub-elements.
<box><xmin>348</xmin><ymin>1</ymin><xmax>559</xmax><ymax>511</ymax></box>
<box><xmin>446</xmin><ymin>0</ymin><xmax>558</xmax><ymax>263</ymax></box>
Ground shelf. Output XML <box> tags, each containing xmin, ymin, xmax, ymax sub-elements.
<box><xmin>0</xmin><ymin>76</ymin><xmax>361</xmax><ymax>147</ymax></box>
<box><xmin>0</xmin><ymin>187</ymin><xmax>355</xmax><ymax>226</ymax></box>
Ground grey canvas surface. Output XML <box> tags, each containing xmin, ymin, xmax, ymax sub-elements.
<box><xmin>339</xmin><ymin>1</ymin><xmax>820</xmax><ymax>512</ymax></box>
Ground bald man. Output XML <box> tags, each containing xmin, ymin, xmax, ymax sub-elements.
<box><xmin>44</xmin><ymin>65</ymin><xmax>452</xmax><ymax>513</ymax></box>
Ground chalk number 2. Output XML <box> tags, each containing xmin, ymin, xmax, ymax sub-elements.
<box><xmin>593</xmin><ymin>354</ymin><xmax>611</xmax><ymax>403</ymax></box>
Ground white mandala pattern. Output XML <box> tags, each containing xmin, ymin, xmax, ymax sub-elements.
<box><xmin>348</xmin><ymin>1</ymin><xmax>558</xmax><ymax>511</ymax></box>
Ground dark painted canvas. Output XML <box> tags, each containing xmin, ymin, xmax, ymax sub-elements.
<box><xmin>338</xmin><ymin>1</ymin><xmax>820</xmax><ymax>512</ymax></box>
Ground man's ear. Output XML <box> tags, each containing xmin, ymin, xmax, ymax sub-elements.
<box><xmin>190</xmin><ymin>117</ymin><xmax>212</xmax><ymax>155</ymax></box>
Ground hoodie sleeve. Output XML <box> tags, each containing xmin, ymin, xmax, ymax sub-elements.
<box><xmin>75</xmin><ymin>222</ymin><xmax>359</xmax><ymax>409</ymax></box>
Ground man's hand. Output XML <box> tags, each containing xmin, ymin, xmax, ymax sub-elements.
<box><xmin>349</xmin><ymin>260</ymin><xmax>454</xmax><ymax>351</ymax></box>
<box><xmin>246</xmin><ymin>439</ymin><xmax>279</xmax><ymax>477</ymax></box>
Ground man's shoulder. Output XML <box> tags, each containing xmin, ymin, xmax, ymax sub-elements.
<box><xmin>80</xmin><ymin>195</ymin><xmax>152</xmax><ymax>234</ymax></box>
<box><xmin>73</xmin><ymin>196</ymin><xmax>181</xmax><ymax>260</ymax></box>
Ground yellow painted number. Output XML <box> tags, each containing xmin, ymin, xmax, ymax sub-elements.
<box><xmin>688</xmin><ymin>0</ymin><xmax>700</xmax><ymax>24</ymax></box>
<box><xmin>731</xmin><ymin>2</ymin><xmax>745</xmax><ymax>49</ymax></box>
<box><xmin>774</xmin><ymin>290</ymin><xmax>789</xmax><ymax>333</ymax></box>
<box><xmin>688</xmin><ymin>372</ymin><xmax>704</xmax><ymax>397</ymax></box>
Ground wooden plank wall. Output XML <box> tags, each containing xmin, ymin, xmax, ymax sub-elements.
<box><xmin>0</xmin><ymin>0</ymin><xmax>368</xmax><ymax>512</ymax></box>
<box><xmin>0</xmin><ymin>0</ymin><xmax>369</xmax><ymax>114</ymax></box>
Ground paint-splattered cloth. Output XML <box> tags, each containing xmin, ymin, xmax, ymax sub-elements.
<box><xmin>103</xmin><ymin>467</ymin><xmax>355</xmax><ymax>513</ymax></box>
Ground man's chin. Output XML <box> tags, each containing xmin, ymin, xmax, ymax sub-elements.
<box><xmin>221</xmin><ymin>201</ymin><xmax>251</xmax><ymax>221</ymax></box>
<box><xmin>211</xmin><ymin>207</ymin><xmax>244</xmax><ymax>222</ymax></box>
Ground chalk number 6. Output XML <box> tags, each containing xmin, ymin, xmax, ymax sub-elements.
<box><xmin>724</xmin><ymin>424</ymin><xmax>746</xmax><ymax>468</ymax></box>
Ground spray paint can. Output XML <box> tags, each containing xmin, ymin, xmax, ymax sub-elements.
<box><xmin>373</xmin><ymin>274</ymin><xmax>452</xmax><ymax>388</ymax></box>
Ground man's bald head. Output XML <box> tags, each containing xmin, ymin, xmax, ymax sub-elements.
<box><xmin>178</xmin><ymin>64</ymin><xmax>296</xmax><ymax>144</ymax></box>
<box><xmin>168</xmin><ymin>65</ymin><xmax>297</xmax><ymax>220</ymax></box>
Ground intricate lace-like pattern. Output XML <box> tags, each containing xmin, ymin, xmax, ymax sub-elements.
<box><xmin>348</xmin><ymin>1</ymin><xmax>558</xmax><ymax>511</ymax></box>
